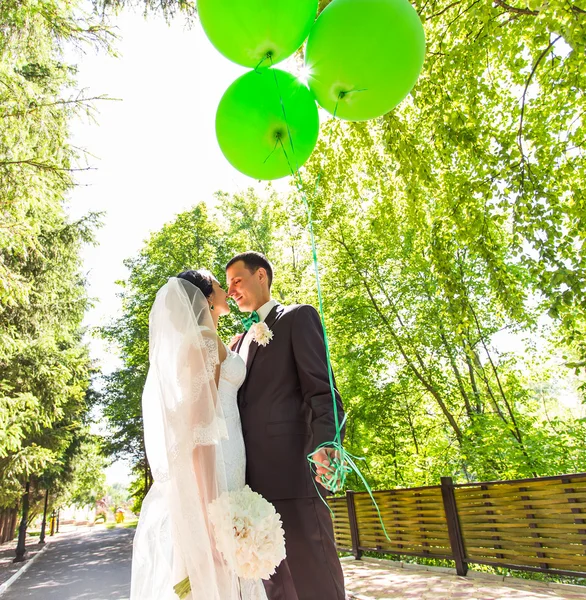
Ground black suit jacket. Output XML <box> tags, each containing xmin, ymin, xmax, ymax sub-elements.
<box><xmin>236</xmin><ymin>303</ymin><xmax>345</xmax><ymax>501</ymax></box>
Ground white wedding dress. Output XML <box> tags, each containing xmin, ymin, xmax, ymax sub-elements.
<box><xmin>130</xmin><ymin>278</ymin><xmax>268</xmax><ymax>600</ymax></box>
<box><xmin>217</xmin><ymin>345</ymin><xmax>268</xmax><ymax>600</ymax></box>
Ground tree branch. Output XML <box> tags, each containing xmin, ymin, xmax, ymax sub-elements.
<box><xmin>425</xmin><ymin>0</ymin><xmax>464</xmax><ymax>20</ymax></box>
<box><xmin>333</xmin><ymin>232</ymin><xmax>464</xmax><ymax>442</ymax></box>
<box><xmin>493</xmin><ymin>0</ymin><xmax>538</xmax><ymax>15</ymax></box>
<box><xmin>0</xmin><ymin>159</ymin><xmax>94</xmax><ymax>173</ymax></box>
<box><xmin>1</xmin><ymin>95</ymin><xmax>113</xmax><ymax>119</ymax></box>
<box><xmin>518</xmin><ymin>36</ymin><xmax>562</xmax><ymax>165</ymax></box>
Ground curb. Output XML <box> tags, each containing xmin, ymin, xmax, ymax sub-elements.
<box><xmin>0</xmin><ymin>543</ymin><xmax>49</xmax><ymax>596</ymax></box>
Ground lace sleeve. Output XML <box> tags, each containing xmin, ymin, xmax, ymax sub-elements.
<box><xmin>202</xmin><ymin>332</ymin><xmax>219</xmax><ymax>381</ymax></box>
<box><xmin>192</xmin><ymin>417</ymin><xmax>228</xmax><ymax>445</ymax></box>
<box><xmin>177</xmin><ymin>328</ymin><xmax>227</xmax><ymax>447</ymax></box>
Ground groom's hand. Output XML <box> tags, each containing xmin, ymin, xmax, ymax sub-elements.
<box><xmin>312</xmin><ymin>448</ymin><xmax>339</xmax><ymax>484</ymax></box>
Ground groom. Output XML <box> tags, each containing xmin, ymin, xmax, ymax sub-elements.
<box><xmin>226</xmin><ymin>252</ymin><xmax>346</xmax><ymax>600</ymax></box>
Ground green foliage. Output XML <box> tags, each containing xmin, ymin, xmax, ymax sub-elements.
<box><xmin>300</xmin><ymin>109</ymin><xmax>585</xmax><ymax>485</ymax></box>
<box><xmin>94</xmin><ymin>0</ymin><xmax>196</xmax><ymax>19</ymax></box>
<box><xmin>107</xmin><ymin>482</ymin><xmax>131</xmax><ymax>513</ymax></box>
<box><xmin>58</xmin><ymin>437</ymin><xmax>108</xmax><ymax>508</ymax></box>
<box><xmin>0</xmin><ymin>0</ymin><xmax>110</xmax><ymax>510</ymax></box>
<box><xmin>103</xmin><ymin>184</ymin><xmax>584</xmax><ymax>503</ymax></box>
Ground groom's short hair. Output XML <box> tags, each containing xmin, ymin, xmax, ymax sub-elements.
<box><xmin>226</xmin><ymin>252</ymin><xmax>273</xmax><ymax>288</ymax></box>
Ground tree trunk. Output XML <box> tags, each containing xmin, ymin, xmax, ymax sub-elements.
<box><xmin>10</xmin><ymin>509</ymin><xmax>18</xmax><ymax>542</ymax></box>
<box><xmin>0</xmin><ymin>510</ymin><xmax>7</xmax><ymax>544</ymax></box>
<box><xmin>404</xmin><ymin>400</ymin><xmax>420</xmax><ymax>455</ymax></box>
<box><xmin>464</xmin><ymin>344</ymin><xmax>482</xmax><ymax>413</ymax></box>
<box><xmin>14</xmin><ymin>481</ymin><xmax>30</xmax><ymax>563</ymax></box>
<box><xmin>466</xmin><ymin>339</ymin><xmax>508</xmax><ymax>422</ymax></box>
<box><xmin>467</xmin><ymin>307</ymin><xmax>538</xmax><ymax>477</ymax></box>
<box><xmin>439</xmin><ymin>330</ymin><xmax>474</xmax><ymax>416</ymax></box>
<box><xmin>39</xmin><ymin>489</ymin><xmax>49</xmax><ymax>545</ymax></box>
<box><xmin>337</xmin><ymin>235</ymin><xmax>464</xmax><ymax>441</ymax></box>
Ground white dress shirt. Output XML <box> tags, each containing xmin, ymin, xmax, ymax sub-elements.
<box><xmin>238</xmin><ymin>299</ymin><xmax>277</xmax><ymax>365</ymax></box>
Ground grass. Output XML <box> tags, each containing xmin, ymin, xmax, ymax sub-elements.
<box><xmin>341</xmin><ymin>551</ymin><xmax>586</xmax><ymax>587</ymax></box>
<box><xmin>104</xmin><ymin>519</ymin><xmax>138</xmax><ymax>530</ymax></box>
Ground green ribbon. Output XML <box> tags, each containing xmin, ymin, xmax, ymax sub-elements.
<box><xmin>266</xmin><ymin>59</ymin><xmax>390</xmax><ymax>541</ymax></box>
<box><xmin>241</xmin><ymin>310</ymin><xmax>260</xmax><ymax>331</ymax></box>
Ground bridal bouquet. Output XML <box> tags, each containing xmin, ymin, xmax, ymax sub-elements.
<box><xmin>174</xmin><ymin>486</ymin><xmax>285</xmax><ymax>598</ymax></box>
<box><xmin>209</xmin><ymin>485</ymin><xmax>286</xmax><ymax>579</ymax></box>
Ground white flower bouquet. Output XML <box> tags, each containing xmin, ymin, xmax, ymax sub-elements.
<box><xmin>174</xmin><ymin>486</ymin><xmax>286</xmax><ymax>598</ymax></box>
<box><xmin>209</xmin><ymin>485</ymin><xmax>286</xmax><ymax>579</ymax></box>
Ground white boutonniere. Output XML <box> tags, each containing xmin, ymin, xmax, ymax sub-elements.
<box><xmin>249</xmin><ymin>322</ymin><xmax>273</xmax><ymax>347</ymax></box>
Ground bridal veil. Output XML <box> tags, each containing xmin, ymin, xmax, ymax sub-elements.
<box><xmin>130</xmin><ymin>277</ymin><xmax>238</xmax><ymax>600</ymax></box>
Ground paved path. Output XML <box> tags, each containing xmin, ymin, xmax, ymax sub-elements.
<box><xmin>0</xmin><ymin>527</ymin><xmax>132</xmax><ymax>599</ymax></box>
<box><xmin>343</xmin><ymin>558</ymin><xmax>586</xmax><ymax>600</ymax></box>
<box><xmin>2</xmin><ymin>527</ymin><xmax>585</xmax><ymax>599</ymax></box>
<box><xmin>0</xmin><ymin>534</ymin><xmax>46</xmax><ymax>591</ymax></box>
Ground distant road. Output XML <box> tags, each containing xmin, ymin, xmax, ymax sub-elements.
<box><xmin>1</xmin><ymin>527</ymin><xmax>133</xmax><ymax>600</ymax></box>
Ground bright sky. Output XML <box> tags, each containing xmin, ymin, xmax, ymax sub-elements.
<box><xmin>65</xmin><ymin>9</ymin><xmax>294</xmax><ymax>484</ymax></box>
<box><xmin>68</xmin><ymin>10</ymin><xmax>239</xmax><ymax>361</ymax></box>
<box><xmin>66</xmin><ymin>9</ymin><xmax>302</xmax><ymax>367</ymax></box>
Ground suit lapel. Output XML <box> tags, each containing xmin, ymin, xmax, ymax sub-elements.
<box><xmin>245</xmin><ymin>303</ymin><xmax>282</xmax><ymax>374</ymax></box>
<box><xmin>264</xmin><ymin>303</ymin><xmax>282</xmax><ymax>331</ymax></box>
<box><xmin>235</xmin><ymin>330</ymin><xmax>247</xmax><ymax>354</ymax></box>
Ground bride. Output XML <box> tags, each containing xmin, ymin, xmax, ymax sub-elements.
<box><xmin>130</xmin><ymin>270</ymin><xmax>268</xmax><ymax>600</ymax></box>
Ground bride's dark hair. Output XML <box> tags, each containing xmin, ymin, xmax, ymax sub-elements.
<box><xmin>176</xmin><ymin>270</ymin><xmax>215</xmax><ymax>299</ymax></box>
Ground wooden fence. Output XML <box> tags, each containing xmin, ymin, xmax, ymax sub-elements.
<box><xmin>327</xmin><ymin>472</ymin><xmax>586</xmax><ymax>578</ymax></box>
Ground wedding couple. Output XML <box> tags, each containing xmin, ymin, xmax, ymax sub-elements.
<box><xmin>130</xmin><ymin>252</ymin><xmax>346</xmax><ymax>600</ymax></box>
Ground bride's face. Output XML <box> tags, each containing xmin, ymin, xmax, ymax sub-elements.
<box><xmin>209</xmin><ymin>280</ymin><xmax>230</xmax><ymax>317</ymax></box>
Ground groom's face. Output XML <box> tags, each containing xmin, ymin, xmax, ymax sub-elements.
<box><xmin>226</xmin><ymin>261</ymin><xmax>264</xmax><ymax>312</ymax></box>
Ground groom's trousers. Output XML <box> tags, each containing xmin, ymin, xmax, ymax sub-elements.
<box><xmin>264</xmin><ymin>497</ymin><xmax>346</xmax><ymax>600</ymax></box>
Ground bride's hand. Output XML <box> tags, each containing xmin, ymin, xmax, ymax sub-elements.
<box><xmin>228</xmin><ymin>333</ymin><xmax>243</xmax><ymax>350</ymax></box>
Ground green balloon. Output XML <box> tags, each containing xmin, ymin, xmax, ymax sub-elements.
<box><xmin>305</xmin><ymin>0</ymin><xmax>426</xmax><ymax>121</ymax></box>
<box><xmin>216</xmin><ymin>68</ymin><xmax>319</xmax><ymax>180</ymax></box>
<box><xmin>199</xmin><ymin>0</ymin><xmax>318</xmax><ymax>68</ymax></box>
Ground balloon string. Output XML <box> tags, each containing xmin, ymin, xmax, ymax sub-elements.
<box><xmin>263</xmin><ymin>137</ymin><xmax>281</xmax><ymax>165</ymax></box>
<box><xmin>339</xmin><ymin>87</ymin><xmax>368</xmax><ymax>97</ymax></box>
<box><xmin>270</xmin><ymin>58</ymin><xmax>341</xmax><ymax>444</ymax></box>
<box><xmin>273</xmin><ymin>89</ymin><xmax>343</xmax><ymax>444</ymax></box>
<box><xmin>269</xmin><ymin>57</ymin><xmax>300</xmax><ymax>171</ymax></box>
<box><xmin>273</xmin><ymin>77</ymin><xmax>390</xmax><ymax>540</ymax></box>
<box><xmin>253</xmin><ymin>52</ymin><xmax>271</xmax><ymax>73</ymax></box>
<box><xmin>276</xmin><ymin>136</ymin><xmax>338</xmax><ymax>443</ymax></box>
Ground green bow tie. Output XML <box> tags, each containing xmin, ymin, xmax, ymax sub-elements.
<box><xmin>241</xmin><ymin>311</ymin><xmax>260</xmax><ymax>331</ymax></box>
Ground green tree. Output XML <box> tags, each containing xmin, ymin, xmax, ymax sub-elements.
<box><xmin>107</xmin><ymin>482</ymin><xmax>131</xmax><ymax>513</ymax></box>
<box><xmin>101</xmin><ymin>203</ymin><xmax>233</xmax><ymax>508</ymax></box>
<box><xmin>0</xmin><ymin>0</ymin><xmax>111</xmax><ymax>520</ymax></box>
<box><xmin>59</xmin><ymin>437</ymin><xmax>108</xmax><ymax>509</ymax></box>
<box><xmin>101</xmin><ymin>184</ymin><xmax>584</xmax><ymax>502</ymax></box>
